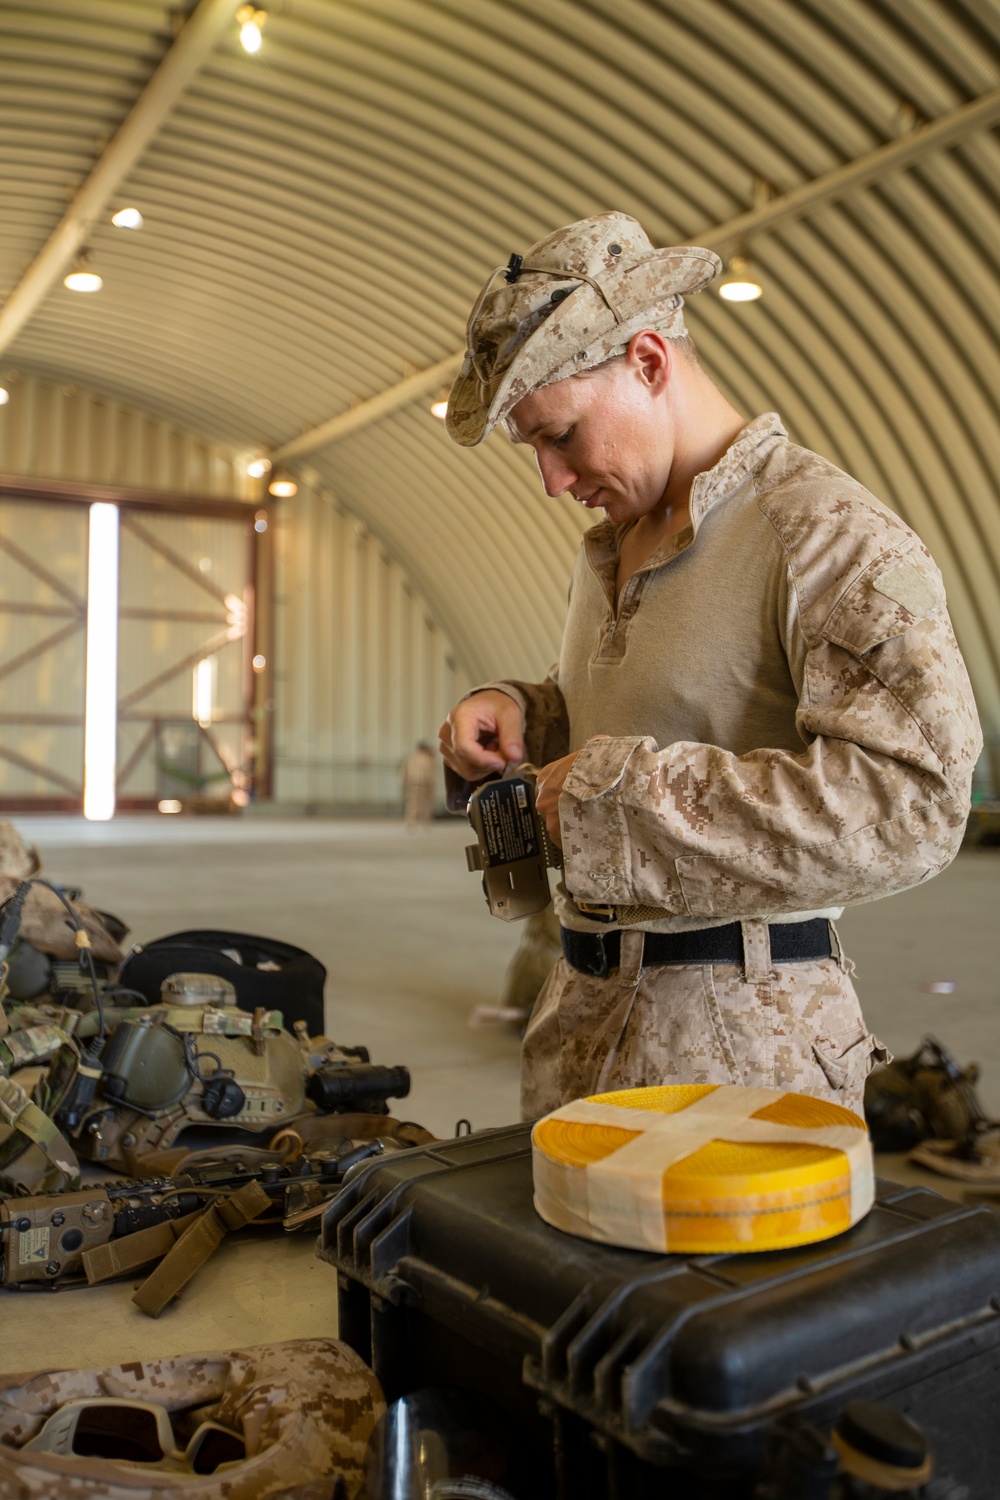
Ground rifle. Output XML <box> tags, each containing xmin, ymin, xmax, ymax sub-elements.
<box><xmin>0</xmin><ymin>1137</ymin><xmax>387</xmax><ymax>1289</ymax></box>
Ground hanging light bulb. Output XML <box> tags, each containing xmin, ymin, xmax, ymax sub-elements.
<box><xmin>111</xmin><ymin>206</ymin><xmax>143</xmax><ymax>230</ymax></box>
<box><xmin>268</xmin><ymin>476</ymin><xmax>297</xmax><ymax>498</ymax></box>
<box><xmin>236</xmin><ymin>5</ymin><xmax>267</xmax><ymax>53</ymax></box>
<box><xmin>0</xmin><ymin>388</ymin><xmax>9</xmax><ymax>406</ymax></box>
<box><xmin>430</xmin><ymin>399</ymin><xmax>448</xmax><ymax>420</ymax></box>
<box><xmin>246</xmin><ymin>456</ymin><xmax>272</xmax><ymax>478</ymax></box>
<box><xmin>64</xmin><ymin>254</ymin><xmax>103</xmax><ymax>293</ymax></box>
<box><xmin>717</xmin><ymin>255</ymin><xmax>763</xmax><ymax>303</ymax></box>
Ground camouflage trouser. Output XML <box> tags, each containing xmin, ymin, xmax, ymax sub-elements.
<box><xmin>520</xmin><ymin>924</ymin><xmax>888</xmax><ymax>1120</ymax></box>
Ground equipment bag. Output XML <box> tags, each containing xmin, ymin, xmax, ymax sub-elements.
<box><xmin>119</xmin><ymin>930</ymin><xmax>326</xmax><ymax>1036</ymax></box>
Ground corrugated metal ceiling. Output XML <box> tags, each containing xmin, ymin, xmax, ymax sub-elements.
<box><xmin>1</xmin><ymin>0</ymin><xmax>999</xmax><ymax>782</ymax></box>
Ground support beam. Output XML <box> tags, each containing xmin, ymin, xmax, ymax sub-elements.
<box><xmin>270</xmin><ymin>351</ymin><xmax>463</xmax><ymax>465</ymax></box>
<box><xmin>270</xmin><ymin>87</ymin><xmax>1000</xmax><ymax>462</ymax></box>
<box><xmin>700</xmin><ymin>86</ymin><xmax>1000</xmax><ymax>250</ymax></box>
<box><xmin>0</xmin><ymin>0</ymin><xmax>236</xmax><ymax>356</ymax></box>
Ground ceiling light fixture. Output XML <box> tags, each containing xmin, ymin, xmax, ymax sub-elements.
<box><xmin>64</xmin><ymin>255</ymin><xmax>103</xmax><ymax>293</ymax></box>
<box><xmin>111</xmin><ymin>206</ymin><xmax>143</xmax><ymax>230</ymax></box>
<box><xmin>430</xmin><ymin>399</ymin><xmax>448</xmax><ymax>420</ymax></box>
<box><xmin>717</xmin><ymin>255</ymin><xmax>763</xmax><ymax>303</ymax></box>
<box><xmin>268</xmin><ymin>476</ymin><xmax>297</xmax><ymax>498</ymax></box>
<box><xmin>246</xmin><ymin>456</ymin><xmax>272</xmax><ymax>478</ymax></box>
<box><xmin>236</xmin><ymin>5</ymin><xmax>267</xmax><ymax>53</ymax></box>
<box><xmin>0</xmin><ymin>387</ymin><xmax>8</xmax><ymax>406</ymax></box>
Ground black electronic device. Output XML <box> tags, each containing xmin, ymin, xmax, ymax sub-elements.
<box><xmin>306</xmin><ymin>1062</ymin><xmax>410</xmax><ymax>1116</ymax></box>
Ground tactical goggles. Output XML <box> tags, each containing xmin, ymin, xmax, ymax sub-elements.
<box><xmin>22</xmin><ymin>1397</ymin><xmax>245</xmax><ymax>1474</ymax></box>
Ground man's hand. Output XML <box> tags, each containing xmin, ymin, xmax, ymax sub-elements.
<box><xmin>535</xmin><ymin>750</ymin><xmax>584</xmax><ymax>848</ymax></box>
<box><xmin>438</xmin><ymin>690</ymin><xmax>525</xmax><ymax>780</ymax></box>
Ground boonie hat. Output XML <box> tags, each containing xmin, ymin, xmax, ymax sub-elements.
<box><xmin>446</xmin><ymin>210</ymin><xmax>720</xmax><ymax>447</ymax></box>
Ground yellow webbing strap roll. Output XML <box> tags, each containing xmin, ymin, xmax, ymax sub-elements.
<box><xmin>532</xmin><ymin>1084</ymin><xmax>873</xmax><ymax>1254</ymax></box>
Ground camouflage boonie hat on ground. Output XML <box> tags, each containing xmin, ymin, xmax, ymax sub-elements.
<box><xmin>0</xmin><ymin>1337</ymin><xmax>383</xmax><ymax>1497</ymax></box>
<box><xmin>446</xmin><ymin>210</ymin><xmax>720</xmax><ymax>447</ymax></box>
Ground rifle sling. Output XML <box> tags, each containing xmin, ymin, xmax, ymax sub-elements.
<box><xmin>131</xmin><ymin>1179</ymin><xmax>271</xmax><ymax>1318</ymax></box>
<box><xmin>82</xmin><ymin>1209</ymin><xmax>204</xmax><ymax>1285</ymax></box>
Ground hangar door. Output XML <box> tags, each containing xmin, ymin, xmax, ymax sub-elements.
<box><xmin>0</xmin><ymin>499</ymin><xmax>88</xmax><ymax>805</ymax></box>
<box><xmin>0</xmin><ymin>493</ymin><xmax>258</xmax><ymax>811</ymax></box>
<box><xmin>116</xmin><ymin>510</ymin><xmax>253</xmax><ymax>807</ymax></box>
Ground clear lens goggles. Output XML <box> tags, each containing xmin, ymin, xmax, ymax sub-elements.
<box><xmin>22</xmin><ymin>1397</ymin><xmax>245</xmax><ymax>1474</ymax></box>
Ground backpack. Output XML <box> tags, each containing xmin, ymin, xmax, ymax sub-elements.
<box><xmin>119</xmin><ymin>931</ymin><xmax>326</xmax><ymax>1036</ymax></box>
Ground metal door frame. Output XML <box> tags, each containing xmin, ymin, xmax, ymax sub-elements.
<box><xmin>0</xmin><ymin>475</ymin><xmax>271</xmax><ymax>811</ymax></box>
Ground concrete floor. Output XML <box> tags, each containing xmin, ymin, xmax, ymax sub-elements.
<box><xmin>2</xmin><ymin>813</ymin><xmax>998</xmax><ymax>1374</ymax></box>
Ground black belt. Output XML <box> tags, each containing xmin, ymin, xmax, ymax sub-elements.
<box><xmin>560</xmin><ymin>919</ymin><xmax>832</xmax><ymax>979</ymax></box>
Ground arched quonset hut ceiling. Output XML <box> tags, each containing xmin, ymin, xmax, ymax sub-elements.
<box><xmin>2</xmin><ymin>0</ymin><xmax>1000</xmax><ymax>781</ymax></box>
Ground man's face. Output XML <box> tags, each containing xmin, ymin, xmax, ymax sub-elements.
<box><xmin>506</xmin><ymin>357</ymin><xmax>673</xmax><ymax>526</ymax></box>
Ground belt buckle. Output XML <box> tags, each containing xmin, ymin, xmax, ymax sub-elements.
<box><xmin>562</xmin><ymin>927</ymin><xmax>612</xmax><ymax>979</ymax></box>
<box><xmin>586</xmin><ymin>935</ymin><xmax>610</xmax><ymax>980</ymax></box>
<box><xmin>576</xmin><ymin>902</ymin><xmax>616</xmax><ymax>923</ymax></box>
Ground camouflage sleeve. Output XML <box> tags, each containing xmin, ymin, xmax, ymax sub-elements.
<box><xmin>559</xmin><ymin>540</ymin><xmax>982</xmax><ymax>918</ymax></box>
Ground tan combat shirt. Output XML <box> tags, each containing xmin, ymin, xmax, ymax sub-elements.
<box><xmin>493</xmin><ymin>413</ymin><xmax>982</xmax><ymax>932</ymax></box>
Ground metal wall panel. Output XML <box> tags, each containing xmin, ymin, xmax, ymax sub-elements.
<box><xmin>272</xmin><ymin>478</ymin><xmax>471</xmax><ymax>807</ymax></box>
<box><xmin>0</xmin><ymin>374</ymin><xmax>249</xmax><ymax>498</ymax></box>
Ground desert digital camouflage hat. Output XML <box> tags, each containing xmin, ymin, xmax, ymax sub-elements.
<box><xmin>446</xmin><ymin>210</ymin><xmax>720</xmax><ymax>447</ymax></box>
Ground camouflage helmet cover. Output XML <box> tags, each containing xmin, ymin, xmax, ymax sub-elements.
<box><xmin>446</xmin><ymin>211</ymin><xmax>721</xmax><ymax>446</ymax></box>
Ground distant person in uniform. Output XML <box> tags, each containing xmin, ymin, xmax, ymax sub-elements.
<box><xmin>401</xmin><ymin>741</ymin><xmax>438</xmax><ymax>826</ymax></box>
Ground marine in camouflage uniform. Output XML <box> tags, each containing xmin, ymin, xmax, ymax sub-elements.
<box><xmin>440</xmin><ymin>211</ymin><xmax>981</xmax><ymax>1120</ymax></box>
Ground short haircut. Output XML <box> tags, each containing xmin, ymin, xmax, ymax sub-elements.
<box><xmin>576</xmin><ymin>330</ymin><xmax>702</xmax><ymax>379</ymax></box>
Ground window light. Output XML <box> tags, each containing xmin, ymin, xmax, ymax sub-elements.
<box><xmin>193</xmin><ymin>657</ymin><xmax>216</xmax><ymax>728</ymax></box>
<box><xmin>83</xmin><ymin>504</ymin><xmax>119</xmax><ymax>821</ymax></box>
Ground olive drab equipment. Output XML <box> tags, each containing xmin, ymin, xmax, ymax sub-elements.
<box><xmin>77</xmin><ymin>973</ymin><xmax>310</xmax><ymax>1167</ymax></box>
<box><xmin>0</xmin><ymin>879</ymin><xmax>412</xmax><ymax>1202</ymax></box>
<box><xmin>864</xmin><ymin>1035</ymin><xmax>995</xmax><ymax>1153</ymax></box>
